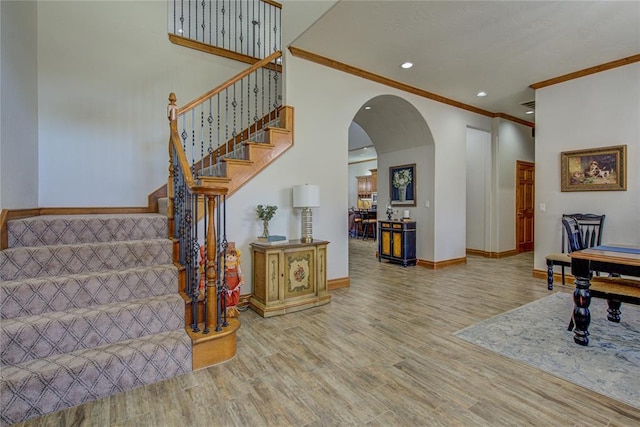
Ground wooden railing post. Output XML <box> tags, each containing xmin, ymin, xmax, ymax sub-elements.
<box><xmin>206</xmin><ymin>194</ymin><xmax>218</xmax><ymax>332</ymax></box>
<box><xmin>167</xmin><ymin>93</ymin><xmax>177</xmax><ymax>241</ymax></box>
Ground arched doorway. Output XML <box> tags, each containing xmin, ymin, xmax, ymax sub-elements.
<box><xmin>348</xmin><ymin>94</ymin><xmax>436</xmax><ymax>261</ymax></box>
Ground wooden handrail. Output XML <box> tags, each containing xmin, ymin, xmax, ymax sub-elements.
<box><xmin>169</xmin><ymin>119</ymin><xmax>196</xmax><ymax>189</ymax></box>
<box><xmin>262</xmin><ymin>0</ymin><xmax>282</xmax><ymax>9</ymax></box>
<box><xmin>177</xmin><ymin>51</ymin><xmax>282</xmax><ymax>115</ymax></box>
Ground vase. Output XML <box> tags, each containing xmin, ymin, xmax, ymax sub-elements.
<box><xmin>397</xmin><ymin>184</ymin><xmax>407</xmax><ymax>202</ymax></box>
<box><xmin>261</xmin><ymin>220</ymin><xmax>270</xmax><ymax>238</ymax></box>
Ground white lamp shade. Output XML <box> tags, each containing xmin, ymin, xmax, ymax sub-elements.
<box><xmin>292</xmin><ymin>184</ymin><xmax>320</xmax><ymax>208</ymax></box>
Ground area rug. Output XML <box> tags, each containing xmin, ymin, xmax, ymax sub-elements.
<box><xmin>454</xmin><ymin>292</ymin><xmax>640</xmax><ymax>410</ymax></box>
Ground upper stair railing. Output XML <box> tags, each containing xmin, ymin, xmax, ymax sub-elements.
<box><xmin>168</xmin><ymin>0</ymin><xmax>282</xmax><ymax>61</ymax></box>
<box><xmin>167</xmin><ymin>50</ymin><xmax>282</xmax><ymax>334</ymax></box>
<box><xmin>169</xmin><ymin>50</ymin><xmax>282</xmax><ymax>178</ymax></box>
<box><xmin>168</xmin><ymin>110</ymin><xmax>229</xmax><ymax>335</ymax></box>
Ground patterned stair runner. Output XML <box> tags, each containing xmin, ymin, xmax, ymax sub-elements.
<box><xmin>0</xmin><ymin>214</ymin><xmax>191</xmax><ymax>426</ymax></box>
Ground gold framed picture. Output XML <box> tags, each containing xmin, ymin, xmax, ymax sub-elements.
<box><xmin>561</xmin><ymin>145</ymin><xmax>626</xmax><ymax>192</ymax></box>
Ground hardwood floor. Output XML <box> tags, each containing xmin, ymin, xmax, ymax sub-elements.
<box><xmin>20</xmin><ymin>239</ymin><xmax>640</xmax><ymax>426</ymax></box>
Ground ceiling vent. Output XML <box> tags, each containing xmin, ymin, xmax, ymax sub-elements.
<box><xmin>520</xmin><ymin>100</ymin><xmax>535</xmax><ymax>110</ymax></box>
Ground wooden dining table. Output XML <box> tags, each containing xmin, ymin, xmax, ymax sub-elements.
<box><xmin>569</xmin><ymin>244</ymin><xmax>640</xmax><ymax>345</ymax></box>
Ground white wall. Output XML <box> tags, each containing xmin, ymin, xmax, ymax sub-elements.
<box><xmin>535</xmin><ymin>63</ymin><xmax>640</xmax><ymax>272</ymax></box>
<box><xmin>495</xmin><ymin>118</ymin><xmax>535</xmax><ymax>253</ymax></box>
<box><xmin>466</xmin><ymin>127</ymin><xmax>491</xmax><ymax>251</ymax></box>
<box><xmin>283</xmin><ymin>53</ymin><xmax>492</xmax><ymax>273</ymax></box>
<box><xmin>0</xmin><ymin>0</ymin><xmax>39</xmax><ymax>210</ymax></box>
<box><xmin>36</xmin><ymin>1</ymin><xmax>247</xmax><ymax>207</ymax></box>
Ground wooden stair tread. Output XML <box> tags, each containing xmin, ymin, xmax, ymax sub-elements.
<box><xmin>223</xmin><ymin>158</ymin><xmax>253</xmax><ymax>165</ymax></box>
<box><xmin>199</xmin><ymin>176</ymin><xmax>231</xmax><ymax>184</ymax></box>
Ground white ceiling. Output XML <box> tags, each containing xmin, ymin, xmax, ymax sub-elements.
<box><xmin>289</xmin><ymin>1</ymin><xmax>640</xmax><ymax>162</ymax></box>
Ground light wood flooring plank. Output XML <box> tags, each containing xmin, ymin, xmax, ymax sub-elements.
<box><xmin>19</xmin><ymin>238</ymin><xmax>640</xmax><ymax>426</ymax></box>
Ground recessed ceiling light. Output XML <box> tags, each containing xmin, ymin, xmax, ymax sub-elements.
<box><xmin>400</xmin><ymin>62</ymin><xmax>413</xmax><ymax>69</ymax></box>
<box><xmin>364</xmin><ymin>106</ymin><xmax>371</xmax><ymax>110</ymax></box>
<box><xmin>525</xmin><ymin>110</ymin><xmax>534</xmax><ymax>115</ymax></box>
<box><xmin>476</xmin><ymin>91</ymin><xmax>487</xmax><ymax>97</ymax></box>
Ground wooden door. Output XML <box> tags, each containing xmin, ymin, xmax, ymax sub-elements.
<box><xmin>516</xmin><ymin>161</ymin><xmax>535</xmax><ymax>253</ymax></box>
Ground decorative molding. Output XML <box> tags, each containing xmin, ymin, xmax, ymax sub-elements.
<box><xmin>417</xmin><ymin>257</ymin><xmax>467</xmax><ymax>270</ymax></box>
<box><xmin>493</xmin><ymin>113</ymin><xmax>534</xmax><ymax>128</ymax></box>
<box><xmin>261</xmin><ymin>0</ymin><xmax>282</xmax><ymax>8</ymax></box>
<box><xmin>328</xmin><ymin>277</ymin><xmax>350</xmax><ymax>290</ymax></box>
<box><xmin>288</xmin><ymin>46</ymin><xmax>534</xmax><ymax>128</ymax></box>
<box><xmin>466</xmin><ymin>248</ymin><xmax>518</xmax><ymax>259</ymax></box>
<box><xmin>169</xmin><ymin>34</ymin><xmax>262</xmax><ymax>67</ymax></box>
<box><xmin>530</xmin><ymin>54</ymin><xmax>640</xmax><ymax>90</ymax></box>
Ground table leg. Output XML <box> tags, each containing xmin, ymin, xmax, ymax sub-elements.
<box><xmin>572</xmin><ymin>275</ymin><xmax>592</xmax><ymax>346</ymax></box>
<box><xmin>546</xmin><ymin>259</ymin><xmax>554</xmax><ymax>290</ymax></box>
<box><xmin>606</xmin><ymin>300</ymin><xmax>622</xmax><ymax>323</ymax></box>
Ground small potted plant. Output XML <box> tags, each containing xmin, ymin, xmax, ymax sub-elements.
<box><xmin>256</xmin><ymin>205</ymin><xmax>277</xmax><ymax>238</ymax></box>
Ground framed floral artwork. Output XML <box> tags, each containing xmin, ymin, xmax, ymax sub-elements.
<box><xmin>561</xmin><ymin>145</ymin><xmax>626</xmax><ymax>192</ymax></box>
<box><xmin>389</xmin><ymin>163</ymin><xmax>416</xmax><ymax>206</ymax></box>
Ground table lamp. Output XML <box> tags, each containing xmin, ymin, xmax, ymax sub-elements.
<box><xmin>292</xmin><ymin>184</ymin><xmax>320</xmax><ymax>243</ymax></box>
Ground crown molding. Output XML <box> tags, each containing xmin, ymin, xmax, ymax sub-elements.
<box><xmin>530</xmin><ymin>54</ymin><xmax>640</xmax><ymax>90</ymax></box>
<box><xmin>289</xmin><ymin>46</ymin><xmax>535</xmax><ymax>128</ymax></box>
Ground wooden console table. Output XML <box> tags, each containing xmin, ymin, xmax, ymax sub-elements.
<box><xmin>249</xmin><ymin>240</ymin><xmax>331</xmax><ymax>317</ymax></box>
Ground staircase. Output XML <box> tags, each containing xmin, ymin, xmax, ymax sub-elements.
<box><xmin>0</xmin><ymin>2</ymin><xmax>292</xmax><ymax>424</ymax></box>
<box><xmin>0</xmin><ymin>214</ymin><xmax>191</xmax><ymax>426</ymax></box>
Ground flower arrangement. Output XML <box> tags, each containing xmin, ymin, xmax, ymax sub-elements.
<box><xmin>256</xmin><ymin>205</ymin><xmax>278</xmax><ymax>238</ymax></box>
<box><xmin>393</xmin><ymin>169</ymin><xmax>412</xmax><ymax>188</ymax></box>
<box><xmin>256</xmin><ymin>205</ymin><xmax>278</xmax><ymax>221</ymax></box>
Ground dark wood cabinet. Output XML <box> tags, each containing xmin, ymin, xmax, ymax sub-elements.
<box><xmin>378</xmin><ymin>221</ymin><xmax>416</xmax><ymax>266</ymax></box>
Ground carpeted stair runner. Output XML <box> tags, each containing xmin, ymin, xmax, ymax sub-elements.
<box><xmin>0</xmin><ymin>214</ymin><xmax>191</xmax><ymax>426</ymax></box>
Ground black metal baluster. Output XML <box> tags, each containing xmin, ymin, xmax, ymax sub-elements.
<box><xmin>217</xmin><ymin>94</ymin><xmax>221</xmax><ymax>175</ymax></box>
<box><xmin>236</xmin><ymin>0</ymin><xmax>240</xmax><ymax>54</ymax></box>
<box><xmin>187</xmin><ymin>0</ymin><xmax>192</xmax><ymax>39</ymax></box>
<box><xmin>216</xmin><ymin>195</ymin><xmax>224</xmax><ymax>332</ymax></box>
<box><xmin>225</xmin><ymin>88</ymin><xmax>229</xmax><ymax>162</ymax></box>
<box><xmin>202</xmin><ymin>199</ymin><xmax>210</xmax><ymax>334</ymax></box>
<box><xmin>220</xmin><ymin>1</ymin><xmax>225</xmax><ymax>49</ymax></box>
<box><xmin>215</xmin><ymin>0</ymin><xmax>219</xmax><ymax>47</ymax></box>
<box><xmin>221</xmin><ymin>195</ymin><xmax>228</xmax><ymax>327</ymax></box>
<box><xmin>200</xmin><ymin>108</ymin><xmax>205</xmax><ymax>174</ymax></box>
<box><xmin>232</xmin><ymin>83</ymin><xmax>237</xmax><ymax>158</ymax></box>
<box><xmin>187</xmin><ymin>191</ymin><xmax>199</xmax><ymax>332</ymax></box>
<box><xmin>178</xmin><ymin>0</ymin><xmax>184</xmax><ymax>35</ymax></box>
<box><xmin>254</xmin><ymin>70</ymin><xmax>259</xmax><ymax>139</ymax></box>
<box><xmin>208</xmin><ymin>99</ymin><xmax>213</xmax><ymax>175</ymax></box>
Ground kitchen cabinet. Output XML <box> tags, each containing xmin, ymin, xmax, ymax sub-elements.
<box><xmin>357</xmin><ymin>169</ymin><xmax>377</xmax><ymax>199</ymax></box>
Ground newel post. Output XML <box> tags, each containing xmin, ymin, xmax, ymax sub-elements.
<box><xmin>167</xmin><ymin>93</ymin><xmax>177</xmax><ymax>242</ymax></box>
<box><xmin>205</xmin><ymin>194</ymin><xmax>219</xmax><ymax>332</ymax></box>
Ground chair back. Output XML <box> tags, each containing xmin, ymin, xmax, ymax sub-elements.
<box><xmin>562</xmin><ymin>217</ymin><xmax>585</xmax><ymax>253</ymax></box>
<box><xmin>561</xmin><ymin>213</ymin><xmax>605</xmax><ymax>253</ymax></box>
